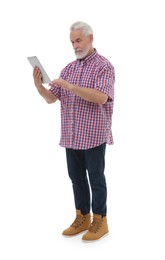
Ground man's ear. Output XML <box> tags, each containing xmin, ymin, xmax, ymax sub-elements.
<box><xmin>89</xmin><ymin>34</ymin><xmax>94</xmax><ymax>43</ymax></box>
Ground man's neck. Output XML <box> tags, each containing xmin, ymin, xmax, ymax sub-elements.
<box><xmin>81</xmin><ymin>47</ymin><xmax>95</xmax><ymax>60</ymax></box>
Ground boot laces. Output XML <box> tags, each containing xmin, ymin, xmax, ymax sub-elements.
<box><xmin>70</xmin><ymin>215</ymin><xmax>84</xmax><ymax>229</ymax></box>
<box><xmin>89</xmin><ymin>219</ymin><xmax>102</xmax><ymax>233</ymax></box>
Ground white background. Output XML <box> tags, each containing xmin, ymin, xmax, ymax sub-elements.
<box><xmin>0</xmin><ymin>0</ymin><xmax>165</xmax><ymax>259</ymax></box>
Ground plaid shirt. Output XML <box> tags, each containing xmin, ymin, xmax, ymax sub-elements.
<box><xmin>49</xmin><ymin>49</ymin><xmax>115</xmax><ymax>150</ymax></box>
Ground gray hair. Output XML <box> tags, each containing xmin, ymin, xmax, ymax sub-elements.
<box><xmin>70</xmin><ymin>21</ymin><xmax>93</xmax><ymax>36</ymax></box>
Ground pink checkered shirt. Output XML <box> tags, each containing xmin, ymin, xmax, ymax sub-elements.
<box><xmin>49</xmin><ymin>49</ymin><xmax>115</xmax><ymax>150</ymax></box>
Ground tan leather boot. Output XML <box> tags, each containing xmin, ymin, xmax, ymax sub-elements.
<box><xmin>62</xmin><ymin>209</ymin><xmax>91</xmax><ymax>236</ymax></box>
<box><xmin>82</xmin><ymin>214</ymin><xmax>109</xmax><ymax>241</ymax></box>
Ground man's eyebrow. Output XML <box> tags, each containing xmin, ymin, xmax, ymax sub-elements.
<box><xmin>71</xmin><ymin>38</ymin><xmax>81</xmax><ymax>43</ymax></box>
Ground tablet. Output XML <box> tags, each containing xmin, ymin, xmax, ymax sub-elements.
<box><xmin>27</xmin><ymin>56</ymin><xmax>51</xmax><ymax>84</ymax></box>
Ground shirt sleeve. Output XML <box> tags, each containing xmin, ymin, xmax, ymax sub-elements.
<box><xmin>48</xmin><ymin>66</ymin><xmax>70</xmax><ymax>101</ymax></box>
<box><xmin>94</xmin><ymin>64</ymin><xmax>115</xmax><ymax>100</ymax></box>
<box><xmin>49</xmin><ymin>84</ymin><xmax>61</xmax><ymax>101</ymax></box>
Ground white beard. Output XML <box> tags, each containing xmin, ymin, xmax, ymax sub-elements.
<box><xmin>75</xmin><ymin>44</ymin><xmax>91</xmax><ymax>59</ymax></box>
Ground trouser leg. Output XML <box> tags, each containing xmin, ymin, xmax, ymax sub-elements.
<box><xmin>65</xmin><ymin>148</ymin><xmax>90</xmax><ymax>215</ymax></box>
<box><xmin>85</xmin><ymin>143</ymin><xmax>107</xmax><ymax>216</ymax></box>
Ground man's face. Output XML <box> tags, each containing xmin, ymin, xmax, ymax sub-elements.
<box><xmin>70</xmin><ymin>29</ymin><xmax>93</xmax><ymax>59</ymax></box>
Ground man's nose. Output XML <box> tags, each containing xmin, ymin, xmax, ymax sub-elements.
<box><xmin>73</xmin><ymin>42</ymin><xmax>79</xmax><ymax>49</ymax></box>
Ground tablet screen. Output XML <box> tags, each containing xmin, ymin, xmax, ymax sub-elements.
<box><xmin>27</xmin><ymin>56</ymin><xmax>51</xmax><ymax>84</ymax></box>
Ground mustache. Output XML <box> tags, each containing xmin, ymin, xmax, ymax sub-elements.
<box><xmin>75</xmin><ymin>48</ymin><xmax>82</xmax><ymax>52</ymax></box>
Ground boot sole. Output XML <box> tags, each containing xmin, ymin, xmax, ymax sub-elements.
<box><xmin>62</xmin><ymin>230</ymin><xmax>88</xmax><ymax>237</ymax></box>
<box><xmin>82</xmin><ymin>232</ymin><xmax>109</xmax><ymax>242</ymax></box>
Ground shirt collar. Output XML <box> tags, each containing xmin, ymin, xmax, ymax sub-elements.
<box><xmin>77</xmin><ymin>49</ymin><xmax>97</xmax><ymax>65</ymax></box>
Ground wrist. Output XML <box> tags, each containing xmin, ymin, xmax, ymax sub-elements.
<box><xmin>36</xmin><ymin>83</ymin><xmax>43</xmax><ymax>90</ymax></box>
<box><xmin>69</xmin><ymin>83</ymin><xmax>75</xmax><ymax>91</ymax></box>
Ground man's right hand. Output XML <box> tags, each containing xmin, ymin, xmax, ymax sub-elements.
<box><xmin>32</xmin><ymin>66</ymin><xmax>57</xmax><ymax>104</ymax></box>
<box><xmin>33</xmin><ymin>66</ymin><xmax>43</xmax><ymax>89</ymax></box>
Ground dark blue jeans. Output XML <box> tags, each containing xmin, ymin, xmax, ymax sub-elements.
<box><xmin>66</xmin><ymin>143</ymin><xmax>107</xmax><ymax>216</ymax></box>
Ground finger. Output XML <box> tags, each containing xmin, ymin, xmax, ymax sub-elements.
<box><xmin>33</xmin><ymin>67</ymin><xmax>39</xmax><ymax>77</ymax></box>
<box><xmin>35</xmin><ymin>69</ymin><xmax>42</xmax><ymax>79</ymax></box>
<box><xmin>51</xmin><ymin>79</ymin><xmax>57</xmax><ymax>84</ymax></box>
<box><xmin>33</xmin><ymin>67</ymin><xmax>37</xmax><ymax>76</ymax></box>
